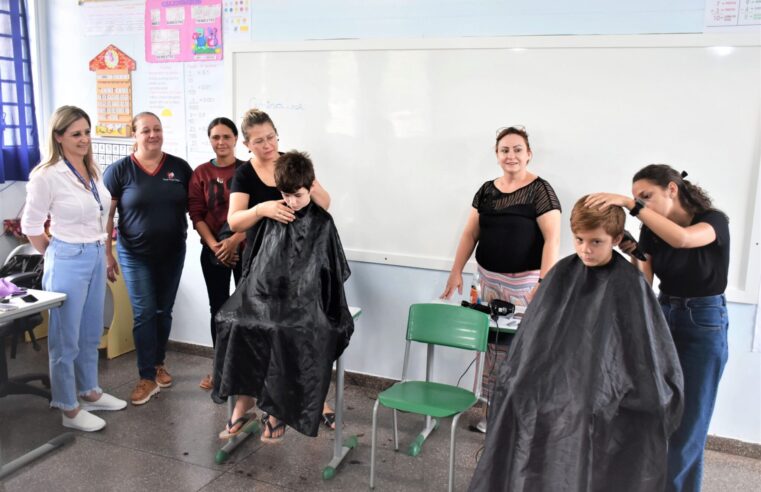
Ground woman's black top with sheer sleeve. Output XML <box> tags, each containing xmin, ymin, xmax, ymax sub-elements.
<box><xmin>473</xmin><ymin>178</ymin><xmax>561</xmax><ymax>274</ymax></box>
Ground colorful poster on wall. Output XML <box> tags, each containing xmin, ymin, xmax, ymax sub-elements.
<box><xmin>145</xmin><ymin>0</ymin><xmax>223</xmax><ymax>63</ymax></box>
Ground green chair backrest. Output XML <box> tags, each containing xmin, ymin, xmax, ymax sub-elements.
<box><xmin>406</xmin><ymin>303</ymin><xmax>489</xmax><ymax>352</ymax></box>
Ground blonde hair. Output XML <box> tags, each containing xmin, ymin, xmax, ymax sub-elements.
<box><xmin>240</xmin><ymin>108</ymin><xmax>277</xmax><ymax>144</ymax></box>
<box><xmin>36</xmin><ymin>105</ymin><xmax>98</xmax><ymax>177</ymax></box>
<box><xmin>131</xmin><ymin>111</ymin><xmax>162</xmax><ymax>152</ymax></box>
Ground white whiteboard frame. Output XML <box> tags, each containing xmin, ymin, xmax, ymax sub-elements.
<box><xmin>225</xmin><ymin>34</ymin><xmax>761</xmax><ymax>304</ymax></box>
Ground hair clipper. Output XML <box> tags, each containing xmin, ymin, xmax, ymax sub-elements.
<box><xmin>622</xmin><ymin>230</ymin><xmax>647</xmax><ymax>261</ymax></box>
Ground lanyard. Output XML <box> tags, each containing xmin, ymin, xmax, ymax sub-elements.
<box><xmin>64</xmin><ymin>160</ymin><xmax>103</xmax><ymax>212</ymax></box>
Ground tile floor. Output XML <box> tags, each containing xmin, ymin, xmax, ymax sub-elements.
<box><xmin>1</xmin><ymin>341</ymin><xmax>759</xmax><ymax>491</ymax></box>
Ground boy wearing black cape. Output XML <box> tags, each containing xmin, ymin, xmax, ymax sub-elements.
<box><xmin>212</xmin><ymin>151</ymin><xmax>354</xmax><ymax>440</ymax></box>
<box><xmin>469</xmin><ymin>196</ymin><xmax>683</xmax><ymax>492</ymax></box>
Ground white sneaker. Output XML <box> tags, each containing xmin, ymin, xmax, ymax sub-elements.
<box><xmin>62</xmin><ymin>409</ymin><xmax>106</xmax><ymax>432</ymax></box>
<box><xmin>79</xmin><ymin>393</ymin><xmax>127</xmax><ymax>412</ymax></box>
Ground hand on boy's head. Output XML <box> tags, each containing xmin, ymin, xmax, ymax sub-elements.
<box><xmin>585</xmin><ymin>193</ymin><xmax>630</xmax><ymax>211</ymax></box>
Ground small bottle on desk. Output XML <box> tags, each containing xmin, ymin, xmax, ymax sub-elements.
<box><xmin>470</xmin><ymin>271</ymin><xmax>481</xmax><ymax>305</ymax></box>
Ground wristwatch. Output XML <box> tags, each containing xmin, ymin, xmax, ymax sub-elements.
<box><xmin>629</xmin><ymin>198</ymin><xmax>645</xmax><ymax>217</ymax></box>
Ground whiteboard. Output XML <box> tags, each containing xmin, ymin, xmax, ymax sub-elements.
<box><xmin>226</xmin><ymin>35</ymin><xmax>761</xmax><ymax>303</ymax></box>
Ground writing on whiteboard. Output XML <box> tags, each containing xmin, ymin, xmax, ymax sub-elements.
<box><xmin>247</xmin><ymin>97</ymin><xmax>305</xmax><ymax>111</ymax></box>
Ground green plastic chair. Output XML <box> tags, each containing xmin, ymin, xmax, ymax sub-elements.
<box><xmin>369</xmin><ymin>303</ymin><xmax>490</xmax><ymax>492</ymax></box>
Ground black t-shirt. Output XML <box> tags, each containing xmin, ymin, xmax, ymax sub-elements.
<box><xmin>473</xmin><ymin>177</ymin><xmax>561</xmax><ymax>273</ymax></box>
<box><xmin>104</xmin><ymin>153</ymin><xmax>192</xmax><ymax>256</ymax></box>
<box><xmin>230</xmin><ymin>161</ymin><xmax>282</xmax><ymax>262</ymax></box>
<box><xmin>639</xmin><ymin>210</ymin><xmax>730</xmax><ymax>297</ymax></box>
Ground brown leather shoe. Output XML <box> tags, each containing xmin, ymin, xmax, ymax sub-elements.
<box><xmin>130</xmin><ymin>379</ymin><xmax>159</xmax><ymax>405</ymax></box>
<box><xmin>155</xmin><ymin>365</ymin><xmax>173</xmax><ymax>388</ymax></box>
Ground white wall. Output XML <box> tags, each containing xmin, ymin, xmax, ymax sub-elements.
<box><xmin>7</xmin><ymin>0</ymin><xmax>758</xmax><ymax>444</ymax></box>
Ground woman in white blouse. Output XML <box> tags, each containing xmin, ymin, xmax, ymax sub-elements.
<box><xmin>21</xmin><ymin>106</ymin><xmax>126</xmax><ymax>432</ymax></box>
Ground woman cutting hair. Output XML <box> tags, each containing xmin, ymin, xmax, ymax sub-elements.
<box><xmin>587</xmin><ymin>164</ymin><xmax>729</xmax><ymax>492</ymax></box>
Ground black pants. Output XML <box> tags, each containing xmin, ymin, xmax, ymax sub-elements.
<box><xmin>200</xmin><ymin>246</ymin><xmax>243</xmax><ymax>346</ymax></box>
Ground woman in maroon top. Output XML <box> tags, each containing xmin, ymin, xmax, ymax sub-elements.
<box><xmin>188</xmin><ymin>117</ymin><xmax>247</xmax><ymax>390</ymax></box>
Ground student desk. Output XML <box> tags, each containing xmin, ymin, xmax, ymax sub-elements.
<box><xmin>0</xmin><ymin>289</ymin><xmax>66</xmax><ymax>400</ymax></box>
<box><xmin>0</xmin><ymin>289</ymin><xmax>74</xmax><ymax>481</ymax></box>
<box><xmin>214</xmin><ymin>306</ymin><xmax>362</xmax><ymax>481</ymax></box>
<box><xmin>0</xmin><ymin>289</ymin><xmax>66</xmax><ymax>323</ymax></box>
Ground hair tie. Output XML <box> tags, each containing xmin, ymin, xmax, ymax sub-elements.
<box><xmin>680</xmin><ymin>171</ymin><xmax>688</xmax><ymax>179</ymax></box>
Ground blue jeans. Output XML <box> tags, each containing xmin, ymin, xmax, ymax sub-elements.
<box><xmin>117</xmin><ymin>242</ymin><xmax>185</xmax><ymax>381</ymax></box>
<box><xmin>660</xmin><ymin>293</ymin><xmax>728</xmax><ymax>492</ymax></box>
<box><xmin>43</xmin><ymin>238</ymin><xmax>106</xmax><ymax>411</ymax></box>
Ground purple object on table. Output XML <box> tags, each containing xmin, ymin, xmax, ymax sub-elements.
<box><xmin>0</xmin><ymin>278</ymin><xmax>26</xmax><ymax>298</ymax></box>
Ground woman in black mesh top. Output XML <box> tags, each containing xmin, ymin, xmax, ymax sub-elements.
<box><xmin>441</xmin><ymin>126</ymin><xmax>561</xmax><ymax>432</ymax></box>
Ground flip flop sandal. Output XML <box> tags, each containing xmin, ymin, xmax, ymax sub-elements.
<box><xmin>199</xmin><ymin>375</ymin><xmax>213</xmax><ymax>390</ymax></box>
<box><xmin>260</xmin><ymin>417</ymin><xmax>287</xmax><ymax>443</ymax></box>
<box><xmin>321</xmin><ymin>412</ymin><xmax>336</xmax><ymax>430</ymax></box>
<box><xmin>218</xmin><ymin>415</ymin><xmax>254</xmax><ymax>440</ymax></box>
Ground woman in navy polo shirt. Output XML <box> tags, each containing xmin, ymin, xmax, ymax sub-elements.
<box><xmin>587</xmin><ymin>164</ymin><xmax>730</xmax><ymax>492</ymax></box>
<box><xmin>104</xmin><ymin>112</ymin><xmax>192</xmax><ymax>406</ymax></box>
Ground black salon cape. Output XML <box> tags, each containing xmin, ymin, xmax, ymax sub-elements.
<box><xmin>211</xmin><ymin>202</ymin><xmax>354</xmax><ymax>437</ymax></box>
<box><xmin>469</xmin><ymin>252</ymin><xmax>683</xmax><ymax>492</ymax></box>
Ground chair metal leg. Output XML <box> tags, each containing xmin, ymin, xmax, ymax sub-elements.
<box><xmin>392</xmin><ymin>409</ymin><xmax>399</xmax><ymax>451</ymax></box>
<box><xmin>449</xmin><ymin>413</ymin><xmax>462</xmax><ymax>492</ymax></box>
<box><xmin>408</xmin><ymin>416</ymin><xmax>438</xmax><ymax>457</ymax></box>
<box><xmin>370</xmin><ymin>399</ymin><xmax>380</xmax><ymax>489</ymax></box>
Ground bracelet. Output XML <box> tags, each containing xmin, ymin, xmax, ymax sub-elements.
<box><xmin>629</xmin><ymin>198</ymin><xmax>645</xmax><ymax>217</ymax></box>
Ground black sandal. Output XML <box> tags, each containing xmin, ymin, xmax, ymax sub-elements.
<box><xmin>218</xmin><ymin>415</ymin><xmax>253</xmax><ymax>439</ymax></box>
<box><xmin>321</xmin><ymin>412</ymin><xmax>336</xmax><ymax>430</ymax></box>
<box><xmin>260</xmin><ymin>416</ymin><xmax>287</xmax><ymax>443</ymax></box>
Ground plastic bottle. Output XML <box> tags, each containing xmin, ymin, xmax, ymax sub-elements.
<box><xmin>470</xmin><ymin>271</ymin><xmax>481</xmax><ymax>305</ymax></box>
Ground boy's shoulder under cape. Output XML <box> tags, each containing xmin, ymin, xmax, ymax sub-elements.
<box><xmin>469</xmin><ymin>252</ymin><xmax>684</xmax><ymax>492</ymax></box>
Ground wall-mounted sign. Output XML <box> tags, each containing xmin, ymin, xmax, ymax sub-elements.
<box><xmin>89</xmin><ymin>44</ymin><xmax>136</xmax><ymax>137</ymax></box>
<box><xmin>145</xmin><ymin>0</ymin><xmax>223</xmax><ymax>63</ymax></box>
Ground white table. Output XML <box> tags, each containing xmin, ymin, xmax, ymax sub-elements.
<box><xmin>0</xmin><ymin>289</ymin><xmax>66</xmax><ymax>323</ymax></box>
<box><xmin>0</xmin><ymin>289</ymin><xmax>71</xmax><ymax>481</ymax></box>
